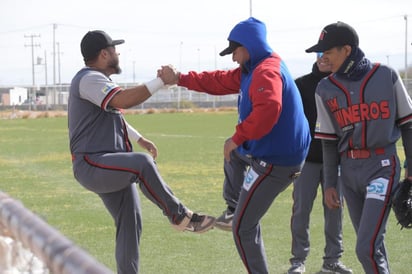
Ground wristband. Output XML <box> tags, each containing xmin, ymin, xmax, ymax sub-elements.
<box><xmin>144</xmin><ymin>78</ymin><xmax>164</xmax><ymax>95</ymax></box>
<box><xmin>127</xmin><ymin>126</ymin><xmax>142</xmax><ymax>143</ymax></box>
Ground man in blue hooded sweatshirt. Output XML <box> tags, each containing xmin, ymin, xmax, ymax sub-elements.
<box><xmin>159</xmin><ymin>17</ymin><xmax>311</xmax><ymax>273</ymax></box>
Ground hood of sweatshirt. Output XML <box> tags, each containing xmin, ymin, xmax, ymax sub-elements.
<box><xmin>226</xmin><ymin>17</ymin><xmax>273</xmax><ymax>72</ymax></box>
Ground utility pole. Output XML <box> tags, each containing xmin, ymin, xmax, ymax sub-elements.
<box><xmin>24</xmin><ymin>34</ymin><xmax>40</xmax><ymax>110</ymax></box>
<box><xmin>24</xmin><ymin>34</ymin><xmax>41</xmax><ymax>87</ymax></box>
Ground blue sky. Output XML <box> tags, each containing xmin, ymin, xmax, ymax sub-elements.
<box><xmin>0</xmin><ymin>0</ymin><xmax>411</xmax><ymax>86</ymax></box>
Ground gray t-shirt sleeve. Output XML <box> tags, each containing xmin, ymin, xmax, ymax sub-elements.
<box><xmin>314</xmin><ymin>90</ymin><xmax>338</xmax><ymax>139</ymax></box>
<box><xmin>79</xmin><ymin>70</ymin><xmax>122</xmax><ymax>110</ymax></box>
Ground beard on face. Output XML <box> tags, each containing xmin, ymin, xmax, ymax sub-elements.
<box><xmin>108</xmin><ymin>55</ymin><xmax>122</xmax><ymax>74</ymax></box>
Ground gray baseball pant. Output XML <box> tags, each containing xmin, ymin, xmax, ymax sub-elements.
<box><xmin>290</xmin><ymin>161</ymin><xmax>344</xmax><ymax>265</ymax></box>
<box><xmin>232</xmin><ymin>158</ymin><xmax>303</xmax><ymax>274</ymax></box>
<box><xmin>223</xmin><ymin>150</ymin><xmax>251</xmax><ymax>210</ymax></box>
<box><xmin>340</xmin><ymin>146</ymin><xmax>400</xmax><ymax>274</ymax></box>
<box><xmin>72</xmin><ymin>152</ymin><xmax>189</xmax><ymax>274</ymax></box>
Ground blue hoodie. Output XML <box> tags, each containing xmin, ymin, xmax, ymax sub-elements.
<box><xmin>228</xmin><ymin>17</ymin><xmax>310</xmax><ymax>165</ymax></box>
<box><xmin>179</xmin><ymin>17</ymin><xmax>310</xmax><ymax>166</ymax></box>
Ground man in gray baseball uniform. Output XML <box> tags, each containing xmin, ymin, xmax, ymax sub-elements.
<box><xmin>307</xmin><ymin>22</ymin><xmax>412</xmax><ymax>273</ymax></box>
<box><xmin>68</xmin><ymin>30</ymin><xmax>215</xmax><ymax>274</ymax></box>
<box><xmin>288</xmin><ymin>57</ymin><xmax>352</xmax><ymax>274</ymax></box>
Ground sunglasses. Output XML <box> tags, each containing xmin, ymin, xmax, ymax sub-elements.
<box><xmin>317</xmin><ymin>52</ymin><xmax>324</xmax><ymax>58</ymax></box>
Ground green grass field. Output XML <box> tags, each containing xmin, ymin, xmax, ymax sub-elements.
<box><xmin>0</xmin><ymin>111</ymin><xmax>410</xmax><ymax>274</ymax></box>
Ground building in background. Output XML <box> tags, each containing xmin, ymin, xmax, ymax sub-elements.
<box><xmin>0</xmin><ymin>87</ymin><xmax>28</xmax><ymax>106</ymax></box>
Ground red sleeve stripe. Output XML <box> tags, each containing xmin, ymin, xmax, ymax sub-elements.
<box><xmin>314</xmin><ymin>132</ymin><xmax>338</xmax><ymax>140</ymax></box>
<box><xmin>397</xmin><ymin>114</ymin><xmax>412</xmax><ymax>126</ymax></box>
<box><xmin>101</xmin><ymin>87</ymin><xmax>123</xmax><ymax>110</ymax></box>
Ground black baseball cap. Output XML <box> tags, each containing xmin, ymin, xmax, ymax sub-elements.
<box><xmin>80</xmin><ymin>30</ymin><xmax>125</xmax><ymax>61</ymax></box>
<box><xmin>305</xmin><ymin>21</ymin><xmax>359</xmax><ymax>53</ymax></box>
<box><xmin>220</xmin><ymin>40</ymin><xmax>243</xmax><ymax>56</ymax></box>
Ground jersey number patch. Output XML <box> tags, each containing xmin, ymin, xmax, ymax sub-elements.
<box><xmin>366</xmin><ymin>177</ymin><xmax>389</xmax><ymax>201</ymax></box>
<box><xmin>243</xmin><ymin>168</ymin><xmax>259</xmax><ymax>191</ymax></box>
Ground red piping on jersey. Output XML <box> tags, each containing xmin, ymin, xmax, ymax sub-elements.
<box><xmin>234</xmin><ymin>163</ymin><xmax>273</xmax><ymax>274</ymax></box>
<box><xmin>121</xmin><ymin>118</ymin><xmax>132</xmax><ymax>152</ymax></box>
<box><xmin>83</xmin><ymin>155</ymin><xmax>173</xmax><ymax>220</ymax></box>
<box><xmin>369</xmin><ymin>155</ymin><xmax>396</xmax><ymax>273</ymax></box>
<box><xmin>359</xmin><ymin>64</ymin><xmax>380</xmax><ymax>148</ymax></box>
<box><xmin>327</xmin><ymin>63</ymin><xmax>380</xmax><ymax>149</ymax></box>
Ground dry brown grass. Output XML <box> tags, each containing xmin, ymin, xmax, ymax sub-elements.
<box><xmin>0</xmin><ymin>107</ymin><xmax>236</xmax><ymax>120</ymax></box>
<box><xmin>0</xmin><ymin>110</ymin><xmax>67</xmax><ymax>120</ymax></box>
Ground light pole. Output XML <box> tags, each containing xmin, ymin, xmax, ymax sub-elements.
<box><xmin>177</xmin><ymin>42</ymin><xmax>183</xmax><ymax>111</ymax></box>
<box><xmin>197</xmin><ymin>48</ymin><xmax>200</xmax><ymax>71</ymax></box>
<box><xmin>179</xmin><ymin>41</ymin><xmax>183</xmax><ymax>70</ymax></box>
<box><xmin>44</xmin><ymin>50</ymin><xmax>48</xmax><ymax>108</ymax></box>
<box><xmin>36</xmin><ymin>51</ymin><xmax>48</xmax><ymax>108</ymax></box>
<box><xmin>404</xmin><ymin>15</ymin><xmax>408</xmax><ymax>83</ymax></box>
<box><xmin>249</xmin><ymin>0</ymin><xmax>252</xmax><ymax>17</ymax></box>
<box><xmin>132</xmin><ymin>61</ymin><xmax>136</xmax><ymax>83</ymax></box>
<box><xmin>53</xmin><ymin>23</ymin><xmax>57</xmax><ymax>106</ymax></box>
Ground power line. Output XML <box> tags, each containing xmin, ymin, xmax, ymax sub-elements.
<box><xmin>0</xmin><ymin>24</ymin><xmax>50</xmax><ymax>35</ymax></box>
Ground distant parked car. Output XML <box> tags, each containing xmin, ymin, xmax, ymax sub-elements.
<box><xmin>22</xmin><ymin>99</ymin><xmax>35</xmax><ymax>105</ymax></box>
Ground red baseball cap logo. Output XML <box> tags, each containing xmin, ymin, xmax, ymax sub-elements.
<box><xmin>319</xmin><ymin>30</ymin><xmax>326</xmax><ymax>41</ymax></box>
<box><xmin>306</xmin><ymin>21</ymin><xmax>359</xmax><ymax>53</ymax></box>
